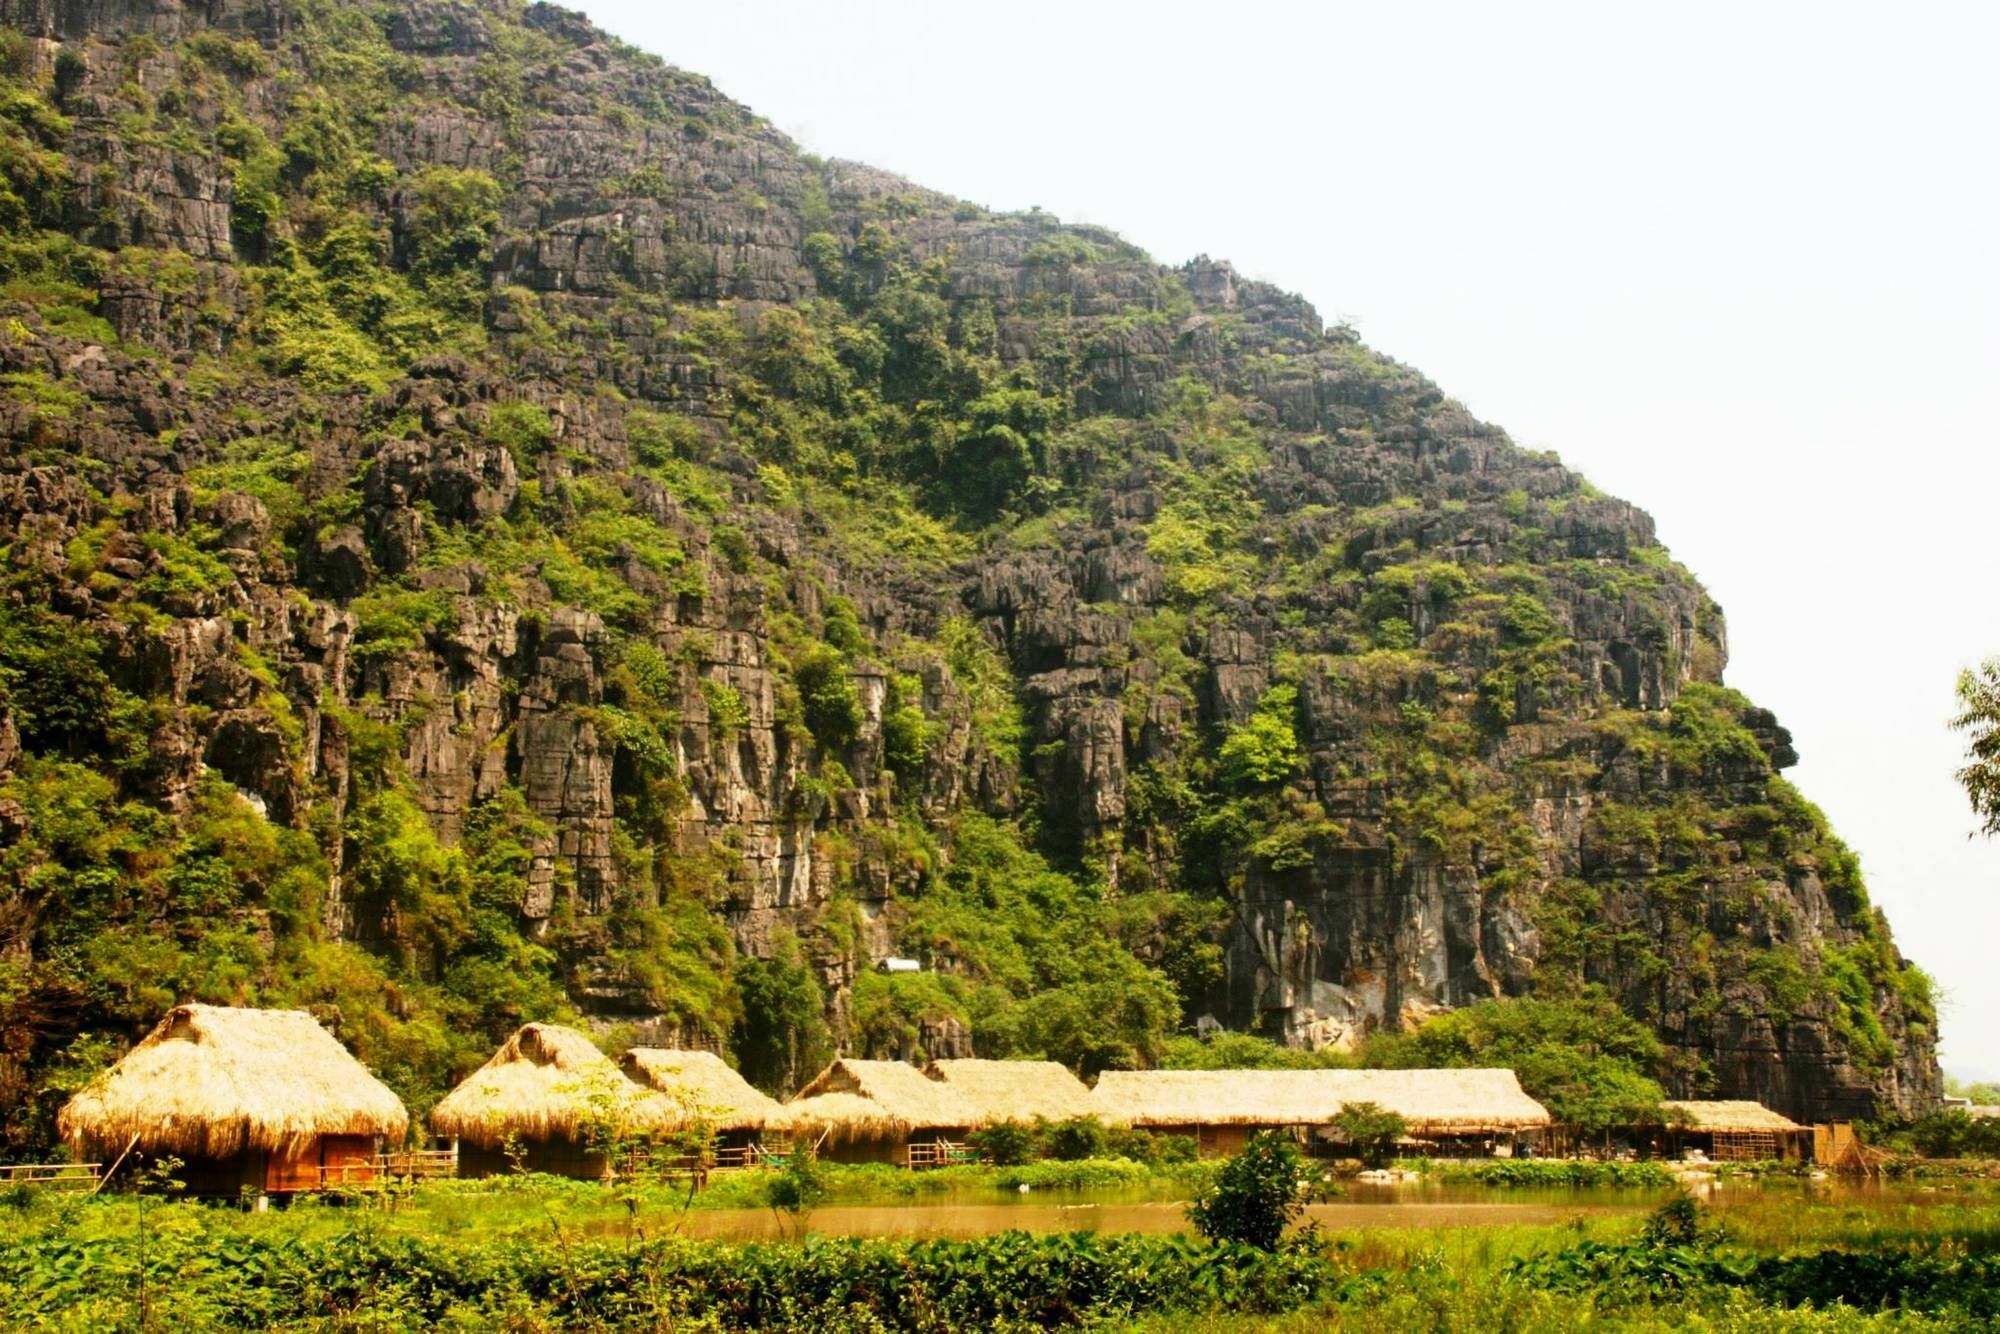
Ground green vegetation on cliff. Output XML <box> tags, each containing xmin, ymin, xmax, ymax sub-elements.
<box><xmin>0</xmin><ymin>0</ymin><xmax>1938</xmax><ymax>1152</ymax></box>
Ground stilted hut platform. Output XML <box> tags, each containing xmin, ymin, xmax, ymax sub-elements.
<box><xmin>1660</xmin><ymin>1100</ymin><xmax>1810</xmax><ymax>1162</ymax></box>
<box><xmin>926</xmin><ymin>1059</ymin><xmax>1099</xmax><ymax>1128</ymax></box>
<box><xmin>785</xmin><ymin>1059</ymin><xmax>977</xmax><ymax>1167</ymax></box>
<box><xmin>431</xmin><ymin>1023</ymin><xmax>673</xmax><ymax>1180</ymax></box>
<box><xmin>619</xmin><ymin>1048</ymin><xmax>786</xmax><ymax>1168</ymax></box>
<box><xmin>1092</xmin><ymin>1068</ymin><xmax>1552</xmax><ymax>1158</ymax></box>
<box><xmin>57</xmin><ymin>1004</ymin><xmax>408</xmax><ymax>1197</ymax></box>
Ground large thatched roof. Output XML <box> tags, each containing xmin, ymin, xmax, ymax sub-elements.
<box><xmin>927</xmin><ymin>1059</ymin><xmax>1099</xmax><ymax>1124</ymax></box>
<box><xmin>1091</xmin><ymin>1068</ymin><xmax>1552</xmax><ymax>1132</ymax></box>
<box><xmin>1662</xmin><ymin>1100</ymin><xmax>1806</xmax><ymax>1133</ymax></box>
<box><xmin>785</xmin><ymin>1059</ymin><xmax>975</xmax><ymax>1140</ymax></box>
<box><xmin>430</xmin><ymin>1023</ymin><xmax>672</xmax><ymax>1150</ymax></box>
<box><xmin>620</xmin><ymin>1048</ymin><xmax>785</xmax><ymax>1131</ymax></box>
<box><xmin>58</xmin><ymin>1004</ymin><xmax>408</xmax><ymax>1157</ymax></box>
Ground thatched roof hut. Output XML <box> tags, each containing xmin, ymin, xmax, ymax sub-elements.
<box><xmin>1661</xmin><ymin>1100</ymin><xmax>1805</xmax><ymax>1133</ymax></box>
<box><xmin>1091</xmin><ymin>1068</ymin><xmax>1552</xmax><ymax>1134</ymax></box>
<box><xmin>785</xmin><ymin>1059</ymin><xmax>976</xmax><ymax>1143</ymax></box>
<box><xmin>926</xmin><ymin>1059</ymin><xmax>1099</xmax><ymax>1125</ymax></box>
<box><xmin>58</xmin><ymin>1004</ymin><xmax>407</xmax><ymax>1159</ymax></box>
<box><xmin>619</xmin><ymin>1048</ymin><xmax>785</xmax><ymax>1132</ymax></box>
<box><xmin>430</xmin><ymin>1023</ymin><xmax>670</xmax><ymax>1152</ymax></box>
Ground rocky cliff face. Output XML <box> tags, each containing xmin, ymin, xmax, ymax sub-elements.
<box><xmin>0</xmin><ymin>0</ymin><xmax>1937</xmax><ymax>1134</ymax></box>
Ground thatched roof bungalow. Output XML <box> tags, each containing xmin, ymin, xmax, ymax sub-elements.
<box><xmin>58</xmin><ymin>1004</ymin><xmax>408</xmax><ymax>1196</ymax></box>
<box><xmin>431</xmin><ymin>1023</ymin><xmax>672</xmax><ymax>1178</ymax></box>
<box><xmin>620</xmin><ymin>1048</ymin><xmax>784</xmax><ymax>1130</ymax></box>
<box><xmin>926</xmin><ymin>1059</ymin><xmax>1099</xmax><ymax>1125</ymax></box>
<box><xmin>619</xmin><ymin>1048</ymin><xmax>786</xmax><ymax>1162</ymax></box>
<box><xmin>785</xmin><ymin>1059</ymin><xmax>977</xmax><ymax>1165</ymax></box>
<box><xmin>1658</xmin><ymin>1099</ymin><xmax>1811</xmax><ymax>1162</ymax></box>
<box><xmin>1091</xmin><ymin>1068</ymin><xmax>1551</xmax><ymax>1157</ymax></box>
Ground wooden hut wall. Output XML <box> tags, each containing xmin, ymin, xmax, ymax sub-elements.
<box><xmin>457</xmin><ymin>1136</ymin><xmax>610</xmax><ymax>1180</ymax></box>
<box><xmin>813</xmin><ymin>1131</ymin><xmax>909</xmax><ymax>1166</ymax></box>
<box><xmin>155</xmin><ymin>1134</ymin><xmax>385</xmax><ymax>1196</ymax></box>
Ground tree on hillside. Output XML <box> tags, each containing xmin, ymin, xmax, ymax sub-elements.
<box><xmin>1364</xmin><ymin>989</ymin><xmax>1665</xmax><ymax>1133</ymax></box>
<box><xmin>1952</xmin><ymin>659</ymin><xmax>2000</xmax><ymax>836</ymax></box>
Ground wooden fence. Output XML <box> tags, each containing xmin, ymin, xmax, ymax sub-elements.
<box><xmin>905</xmin><ymin>1139</ymin><xmax>976</xmax><ymax>1170</ymax></box>
<box><xmin>0</xmin><ymin>1162</ymin><xmax>101</xmax><ymax>1192</ymax></box>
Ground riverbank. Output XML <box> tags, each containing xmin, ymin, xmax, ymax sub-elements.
<box><xmin>2</xmin><ymin>1174</ymin><xmax>1996</xmax><ymax>1329</ymax></box>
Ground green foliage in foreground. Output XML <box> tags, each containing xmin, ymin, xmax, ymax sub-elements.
<box><xmin>1508</xmin><ymin>1196</ymin><xmax>2000</xmax><ymax>1321</ymax></box>
<box><xmin>0</xmin><ymin>1212</ymin><xmax>1339</xmax><ymax>1331</ymax></box>
<box><xmin>7</xmin><ymin>1188</ymin><xmax>2000</xmax><ymax>1331</ymax></box>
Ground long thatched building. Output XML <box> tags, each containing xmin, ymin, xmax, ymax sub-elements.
<box><xmin>926</xmin><ymin>1059</ymin><xmax>1100</xmax><ymax>1126</ymax></box>
<box><xmin>58</xmin><ymin>1004</ymin><xmax>408</xmax><ymax>1196</ymax></box>
<box><xmin>785</xmin><ymin>1059</ymin><xmax>977</xmax><ymax>1165</ymax></box>
<box><xmin>619</xmin><ymin>1048</ymin><xmax>787</xmax><ymax>1164</ymax></box>
<box><xmin>1659</xmin><ymin>1100</ymin><xmax>1811</xmax><ymax>1162</ymax></box>
<box><xmin>430</xmin><ymin>1023</ymin><xmax>672</xmax><ymax>1178</ymax></box>
<box><xmin>1091</xmin><ymin>1068</ymin><xmax>1552</xmax><ymax>1157</ymax></box>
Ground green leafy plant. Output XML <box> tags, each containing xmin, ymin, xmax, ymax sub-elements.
<box><xmin>1329</xmin><ymin>1101</ymin><xmax>1406</xmax><ymax>1167</ymax></box>
<box><xmin>1187</xmin><ymin>1131</ymin><xmax>1305</xmax><ymax>1251</ymax></box>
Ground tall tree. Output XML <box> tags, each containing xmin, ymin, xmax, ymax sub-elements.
<box><xmin>1952</xmin><ymin>660</ymin><xmax>2000</xmax><ymax>836</ymax></box>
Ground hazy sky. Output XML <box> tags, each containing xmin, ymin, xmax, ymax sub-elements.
<box><xmin>576</xmin><ymin>1</ymin><xmax>2000</xmax><ymax>1080</ymax></box>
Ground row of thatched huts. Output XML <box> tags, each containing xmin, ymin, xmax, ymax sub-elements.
<box><xmin>51</xmin><ymin>1004</ymin><xmax>1811</xmax><ymax>1194</ymax></box>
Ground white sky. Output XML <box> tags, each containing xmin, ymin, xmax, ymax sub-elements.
<box><xmin>575</xmin><ymin>1</ymin><xmax>2000</xmax><ymax>1081</ymax></box>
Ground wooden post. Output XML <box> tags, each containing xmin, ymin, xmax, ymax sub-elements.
<box><xmin>93</xmin><ymin>1134</ymin><xmax>140</xmax><ymax>1195</ymax></box>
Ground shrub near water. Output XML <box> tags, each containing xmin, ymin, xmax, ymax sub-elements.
<box><xmin>1188</xmin><ymin>1131</ymin><xmax>1306</xmax><ymax>1250</ymax></box>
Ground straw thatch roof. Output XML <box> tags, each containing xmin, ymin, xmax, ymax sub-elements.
<box><xmin>784</xmin><ymin>1059</ymin><xmax>976</xmax><ymax>1141</ymax></box>
<box><xmin>1662</xmin><ymin>1100</ymin><xmax>1806</xmax><ymax>1133</ymax></box>
<box><xmin>926</xmin><ymin>1059</ymin><xmax>1099</xmax><ymax>1124</ymax></box>
<box><xmin>430</xmin><ymin>1023</ymin><xmax>673</xmax><ymax>1150</ymax></box>
<box><xmin>1091</xmin><ymin>1068</ymin><xmax>1552</xmax><ymax>1133</ymax></box>
<box><xmin>620</xmin><ymin>1048</ymin><xmax>785</xmax><ymax>1131</ymax></box>
<box><xmin>778</xmin><ymin>1091</ymin><xmax>905</xmax><ymax>1143</ymax></box>
<box><xmin>58</xmin><ymin>1004</ymin><xmax>408</xmax><ymax>1158</ymax></box>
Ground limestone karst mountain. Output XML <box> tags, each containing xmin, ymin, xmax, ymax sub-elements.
<box><xmin>0</xmin><ymin>0</ymin><xmax>1937</xmax><ymax>1144</ymax></box>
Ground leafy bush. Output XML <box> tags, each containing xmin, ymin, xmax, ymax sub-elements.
<box><xmin>1329</xmin><ymin>1101</ymin><xmax>1405</xmax><ymax>1167</ymax></box>
<box><xmin>1904</xmin><ymin>1109</ymin><xmax>2000</xmax><ymax>1159</ymax></box>
<box><xmin>967</xmin><ymin>1120</ymin><xmax>1033</xmax><ymax>1166</ymax></box>
<box><xmin>1041</xmin><ymin>1116</ymin><xmax>1108</xmax><ymax>1162</ymax></box>
<box><xmin>1218</xmin><ymin>685</ymin><xmax>1304</xmax><ymax>787</ymax></box>
<box><xmin>1187</xmin><ymin>1131</ymin><xmax>1305</xmax><ymax>1250</ymax></box>
<box><xmin>792</xmin><ymin>645</ymin><xmax>861</xmax><ymax>750</ymax></box>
